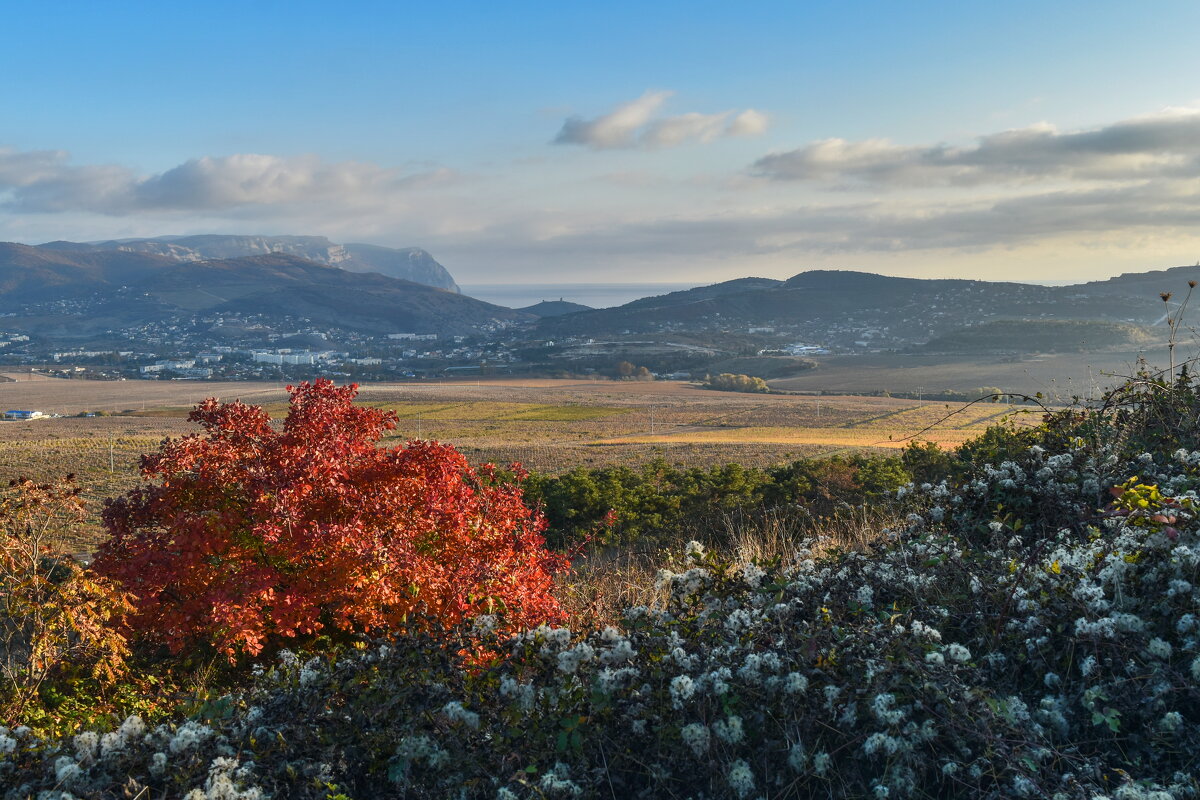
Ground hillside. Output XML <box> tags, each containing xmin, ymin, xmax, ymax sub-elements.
<box><xmin>174</xmin><ymin>255</ymin><xmax>516</xmax><ymax>334</ymax></box>
<box><xmin>619</xmin><ymin>277</ymin><xmax>783</xmax><ymax>310</ymax></box>
<box><xmin>536</xmin><ymin>270</ymin><xmax>1060</xmax><ymax>341</ymax></box>
<box><xmin>536</xmin><ymin>267</ymin><xmax>1194</xmax><ymax>351</ymax></box>
<box><xmin>3</xmin><ymin>247</ymin><xmax>1198</xmax><ymax>371</ymax></box>
<box><xmin>518</xmin><ymin>299</ymin><xmax>594</xmax><ymax>317</ymax></box>
<box><xmin>1075</xmin><ymin>262</ymin><xmax>1200</xmax><ymax>298</ymax></box>
<box><xmin>921</xmin><ymin>319</ymin><xmax>1158</xmax><ymax>353</ymax></box>
<box><xmin>0</xmin><ymin>248</ymin><xmax>528</xmax><ymax>337</ymax></box>
<box><xmin>37</xmin><ymin>234</ymin><xmax>461</xmax><ymax>292</ymax></box>
<box><xmin>0</xmin><ymin>242</ymin><xmax>176</xmax><ymax>302</ymax></box>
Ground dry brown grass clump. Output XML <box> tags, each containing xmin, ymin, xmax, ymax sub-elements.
<box><xmin>557</xmin><ymin>506</ymin><xmax>897</xmax><ymax>628</ymax></box>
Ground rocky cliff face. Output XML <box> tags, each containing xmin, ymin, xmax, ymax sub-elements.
<box><xmin>38</xmin><ymin>235</ymin><xmax>460</xmax><ymax>292</ymax></box>
<box><xmin>51</xmin><ymin>235</ymin><xmax>348</xmax><ymax>264</ymax></box>
<box><xmin>340</xmin><ymin>243</ymin><xmax>460</xmax><ymax>292</ymax></box>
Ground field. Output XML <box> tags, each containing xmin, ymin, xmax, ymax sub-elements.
<box><xmin>767</xmin><ymin>349</ymin><xmax>1153</xmax><ymax>397</ymax></box>
<box><xmin>0</xmin><ymin>375</ymin><xmax>1041</xmax><ymax>551</ymax></box>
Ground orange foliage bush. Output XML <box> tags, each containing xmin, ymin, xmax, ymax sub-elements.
<box><xmin>94</xmin><ymin>380</ymin><xmax>565</xmax><ymax>659</ymax></box>
<box><xmin>1</xmin><ymin>478</ymin><xmax>132</xmax><ymax>721</ymax></box>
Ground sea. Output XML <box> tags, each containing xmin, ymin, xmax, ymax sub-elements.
<box><xmin>459</xmin><ymin>282</ymin><xmax>699</xmax><ymax>310</ymax></box>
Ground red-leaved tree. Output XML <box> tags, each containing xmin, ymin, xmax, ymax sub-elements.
<box><xmin>94</xmin><ymin>380</ymin><xmax>565</xmax><ymax>659</ymax></box>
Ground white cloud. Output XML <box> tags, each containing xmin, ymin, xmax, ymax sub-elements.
<box><xmin>726</xmin><ymin>109</ymin><xmax>770</xmax><ymax>138</ymax></box>
<box><xmin>554</xmin><ymin>91</ymin><xmax>768</xmax><ymax>150</ymax></box>
<box><xmin>753</xmin><ymin>108</ymin><xmax>1200</xmax><ymax>184</ymax></box>
<box><xmin>438</xmin><ymin>179</ymin><xmax>1200</xmax><ymax>267</ymax></box>
<box><xmin>0</xmin><ymin>148</ymin><xmax>457</xmax><ymax>215</ymax></box>
<box><xmin>555</xmin><ymin>91</ymin><xmax>672</xmax><ymax>149</ymax></box>
<box><xmin>641</xmin><ymin>111</ymin><xmax>732</xmax><ymax>147</ymax></box>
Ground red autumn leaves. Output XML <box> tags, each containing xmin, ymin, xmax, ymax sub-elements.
<box><xmin>94</xmin><ymin>380</ymin><xmax>565</xmax><ymax>658</ymax></box>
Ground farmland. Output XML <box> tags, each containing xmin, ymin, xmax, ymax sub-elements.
<box><xmin>0</xmin><ymin>375</ymin><xmax>1040</xmax><ymax>551</ymax></box>
<box><xmin>767</xmin><ymin>349</ymin><xmax>1150</xmax><ymax>397</ymax></box>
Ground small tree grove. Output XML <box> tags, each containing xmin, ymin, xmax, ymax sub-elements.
<box><xmin>704</xmin><ymin>373</ymin><xmax>770</xmax><ymax>393</ymax></box>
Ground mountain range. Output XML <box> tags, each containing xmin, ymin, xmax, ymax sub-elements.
<box><xmin>0</xmin><ymin>241</ymin><xmax>524</xmax><ymax>338</ymax></box>
<box><xmin>1</xmin><ymin>231</ymin><xmax>1197</xmax><ymax>355</ymax></box>
<box><xmin>38</xmin><ymin>235</ymin><xmax>460</xmax><ymax>292</ymax></box>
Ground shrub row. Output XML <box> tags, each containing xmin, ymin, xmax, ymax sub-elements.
<box><xmin>7</xmin><ymin>425</ymin><xmax>1200</xmax><ymax>797</ymax></box>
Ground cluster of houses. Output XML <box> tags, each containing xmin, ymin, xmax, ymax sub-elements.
<box><xmin>3</xmin><ymin>409</ymin><xmax>48</xmax><ymax>420</ymax></box>
<box><xmin>132</xmin><ymin>343</ymin><xmax>414</xmax><ymax>378</ymax></box>
<box><xmin>139</xmin><ymin>359</ymin><xmax>213</xmax><ymax>378</ymax></box>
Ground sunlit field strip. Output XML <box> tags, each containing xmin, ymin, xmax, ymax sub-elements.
<box><xmin>590</xmin><ymin>427</ymin><xmax>982</xmax><ymax>449</ymax></box>
<box><xmin>133</xmin><ymin>400</ymin><xmax>629</xmax><ymax>423</ymax></box>
<box><xmin>367</xmin><ymin>402</ymin><xmax>629</xmax><ymax>422</ymax></box>
<box><xmin>853</xmin><ymin>402</ymin><xmax>1039</xmax><ymax>430</ymax></box>
<box><xmin>593</xmin><ymin>407</ymin><xmax>1043</xmax><ymax>449</ymax></box>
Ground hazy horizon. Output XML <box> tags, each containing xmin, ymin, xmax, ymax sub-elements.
<box><xmin>4</xmin><ymin>1</ymin><xmax>1200</xmax><ymax>286</ymax></box>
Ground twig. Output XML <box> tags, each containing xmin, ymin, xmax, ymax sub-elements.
<box><xmin>873</xmin><ymin>392</ymin><xmax>1050</xmax><ymax>448</ymax></box>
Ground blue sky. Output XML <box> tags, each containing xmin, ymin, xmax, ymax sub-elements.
<box><xmin>3</xmin><ymin>1</ymin><xmax>1200</xmax><ymax>283</ymax></box>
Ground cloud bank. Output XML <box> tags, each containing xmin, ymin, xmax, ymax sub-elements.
<box><xmin>0</xmin><ymin>149</ymin><xmax>455</xmax><ymax>215</ymax></box>
<box><xmin>554</xmin><ymin>91</ymin><xmax>768</xmax><ymax>150</ymax></box>
<box><xmin>753</xmin><ymin>108</ymin><xmax>1200</xmax><ymax>185</ymax></box>
<box><xmin>450</xmin><ymin>180</ymin><xmax>1200</xmax><ymax>266</ymax></box>
<box><xmin>5</xmin><ymin>103</ymin><xmax>1200</xmax><ymax>283</ymax></box>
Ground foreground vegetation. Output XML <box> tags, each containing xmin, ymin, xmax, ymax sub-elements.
<box><xmin>2</xmin><ymin>368</ymin><xmax>1199</xmax><ymax>797</ymax></box>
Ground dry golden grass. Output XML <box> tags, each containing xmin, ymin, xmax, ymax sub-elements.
<box><xmin>556</xmin><ymin>506</ymin><xmax>898</xmax><ymax>629</ymax></box>
<box><xmin>556</xmin><ymin>548</ymin><xmax>671</xmax><ymax>628</ymax></box>
<box><xmin>591</xmin><ymin>400</ymin><xmax>1040</xmax><ymax>450</ymax></box>
<box><xmin>0</xmin><ymin>375</ymin><xmax>290</xmax><ymax>415</ymax></box>
<box><xmin>591</xmin><ymin>426</ymin><xmax>975</xmax><ymax>448</ymax></box>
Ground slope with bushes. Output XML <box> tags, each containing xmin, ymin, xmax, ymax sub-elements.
<box><xmin>3</xmin><ymin>370</ymin><xmax>1200</xmax><ymax>798</ymax></box>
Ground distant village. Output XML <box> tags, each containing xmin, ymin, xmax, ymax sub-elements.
<box><xmin>0</xmin><ymin>286</ymin><xmax>978</xmax><ymax>385</ymax></box>
<box><xmin>0</xmin><ymin>310</ymin><xmax>513</xmax><ymax>382</ymax></box>
<box><xmin>0</xmin><ymin>305</ymin><xmax>844</xmax><ymax>384</ymax></box>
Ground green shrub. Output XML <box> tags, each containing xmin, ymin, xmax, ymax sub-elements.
<box><xmin>525</xmin><ymin>455</ymin><xmax>909</xmax><ymax>548</ymax></box>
